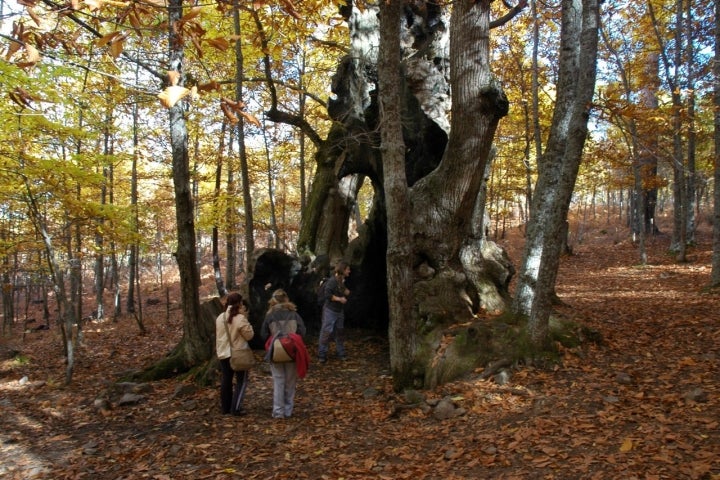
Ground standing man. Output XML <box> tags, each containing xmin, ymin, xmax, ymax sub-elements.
<box><xmin>318</xmin><ymin>260</ymin><xmax>351</xmax><ymax>363</ymax></box>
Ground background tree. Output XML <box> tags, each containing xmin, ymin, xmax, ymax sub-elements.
<box><xmin>512</xmin><ymin>0</ymin><xmax>600</xmax><ymax>346</ymax></box>
<box><xmin>713</xmin><ymin>0</ymin><xmax>720</xmax><ymax>288</ymax></box>
<box><xmin>152</xmin><ymin>0</ymin><xmax>211</xmax><ymax>374</ymax></box>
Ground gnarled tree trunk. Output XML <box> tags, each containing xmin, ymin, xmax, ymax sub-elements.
<box><xmin>289</xmin><ymin>1</ymin><xmax>520</xmax><ymax>389</ymax></box>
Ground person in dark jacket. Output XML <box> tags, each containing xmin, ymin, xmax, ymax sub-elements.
<box><xmin>318</xmin><ymin>260</ymin><xmax>350</xmax><ymax>364</ymax></box>
<box><xmin>260</xmin><ymin>289</ymin><xmax>307</xmax><ymax>419</ymax></box>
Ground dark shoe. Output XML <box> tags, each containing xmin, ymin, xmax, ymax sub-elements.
<box><xmin>231</xmin><ymin>409</ymin><xmax>247</xmax><ymax>416</ymax></box>
<box><xmin>318</xmin><ymin>357</ymin><xmax>327</xmax><ymax>364</ymax></box>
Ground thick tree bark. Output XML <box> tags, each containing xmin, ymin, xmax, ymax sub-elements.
<box><xmin>512</xmin><ymin>0</ymin><xmax>599</xmax><ymax>347</ymax></box>
<box><xmin>378</xmin><ymin>1</ymin><xmax>416</xmax><ymax>391</ymax></box>
<box><xmin>271</xmin><ymin>1</ymin><xmax>520</xmax><ymax>387</ymax></box>
<box><xmin>404</xmin><ymin>1</ymin><xmax>512</xmax><ymax>387</ymax></box>
<box><xmin>412</xmin><ymin>1</ymin><xmax>506</xmax><ymax>262</ymax></box>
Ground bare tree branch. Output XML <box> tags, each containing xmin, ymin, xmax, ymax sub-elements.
<box><xmin>247</xmin><ymin>5</ymin><xmax>323</xmax><ymax>147</ymax></box>
<box><xmin>491</xmin><ymin>0</ymin><xmax>529</xmax><ymax>29</ymax></box>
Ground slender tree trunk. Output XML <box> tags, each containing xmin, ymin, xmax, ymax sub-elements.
<box><xmin>262</xmin><ymin>120</ymin><xmax>279</xmax><ymax>248</ymax></box>
<box><xmin>23</xmin><ymin>177</ymin><xmax>78</xmax><ymax>383</ymax></box>
<box><xmin>234</xmin><ymin>2</ymin><xmax>254</xmax><ymax>270</ymax></box>
<box><xmin>529</xmin><ymin>0</ymin><xmax>542</xmax><ymax>213</ymax></box>
<box><xmin>712</xmin><ymin>0</ymin><xmax>720</xmax><ymax>287</ymax></box>
<box><xmin>684</xmin><ymin>0</ymin><xmax>696</xmax><ymax>245</ymax></box>
<box><xmin>2</xmin><ymin>256</ymin><xmax>14</xmax><ymax>335</ymax></box>
<box><xmin>225</xmin><ymin>124</ymin><xmax>238</xmax><ymax>287</ymax></box>
<box><xmin>72</xmin><ymin>178</ymin><xmax>82</xmax><ymax>342</ymax></box>
<box><xmin>95</xmin><ymin>109</ymin><xmax>111</xmax><ymax>322</ymax></box>
<box><xmin>127</xmin><ymin>63</ymin><xmax>140</xmax><ymax>314</ymax></box>
<box><xmin>634</xmin><ymin>51</ymin><xmax>660</xmax><ymax>263</ymax></box>
<box><xmin>650</xmin><ymin>0</ymin><xmax>684</xmax><ymax>255</ymax></box>
<box><xmin>632</xmin><ymin>158</ymin><xmax>648</xmax><ymax>264</ymax></box>
<box><xmin>599</xmin><ymin>15</ymin><xmax>648</xmax><ymax>261</ymax></box>
<box><xmin>213</xmin><ymin>120</ymin><xmax>227</xmax><ymax>297</ymax></box>
<box><xmin>167</xmin><ymin>0</ymin><xmax>211</xmax><ymax>364</ymax></box>
<box><xmin>671</xmin><ymin>0</ymin><xmax>686</xmax><ymax>261</ymax></box>
<box><xmin>298</xmin><ymin>54</ymin><xmax>308</xmax><ymax>214</ymax></box>
<box><xmin>513</xmin><ymin>0</ymin><xmax>599</xmax><ymax>348</ymax></box>
<box><xmin>109</xmin><ymin>147</ymin><xmax>121</xmax><ymax>319</ymax></box>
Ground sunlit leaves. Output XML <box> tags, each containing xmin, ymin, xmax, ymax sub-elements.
<box><xmin>0</xmin><ymin>0</ymin><xmax>344</xmax><ymax>272</ymax></box>
<box><xmin>158</xmin><ymin>85</ymin><xmax>191</xmax><ymax>108</ymax></box>
<box><xmin>95</xmin><ymin>31</ymin><xmax>129</xmax><ymax>58</ymax></box>
<box><xmin>219</xmin><ymin>97</ymin><xmax>261</xmax><ymax>126</ymax></box>
<box><xmin>5</xmin><ymin>26</ymin><xmax>42</xmax><ymax>69</ymax></box>
<box><xmin>205</xmin><ymin>37</ymin><xmax>230</xmax><ymax>52</ymax></box>
<box><xmin>82</xmin><ymin>0</ymin><xmax>131</xmax><ymax>12</ymax></box>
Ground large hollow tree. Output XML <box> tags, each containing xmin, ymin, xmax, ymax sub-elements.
<box><xmin>255</xmin><ymin>1</ymin><xmax>525</xmax><ymax>390</ymax></box>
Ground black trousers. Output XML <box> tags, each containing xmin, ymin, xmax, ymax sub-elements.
<box><xmin>219</xmin><ymin>358</ymin><xmax>249</xmax><ymax>414</ymax></box>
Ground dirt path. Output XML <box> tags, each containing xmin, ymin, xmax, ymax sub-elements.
<box><xmin>1</xmin><ymin>228</ymin><xmax>718</xmax><ymax>479</ymax></box>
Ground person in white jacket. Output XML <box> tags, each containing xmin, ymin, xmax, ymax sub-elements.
<box><xmin>215</xmin><ymin>292</ymin><xmax>254</xmax><ymax>415</ymax></box>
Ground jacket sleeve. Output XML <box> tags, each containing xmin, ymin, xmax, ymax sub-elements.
<box><xmin>216</xmin><ymin>313</ymin><xmax>230</xmax><ymax>359</ymax></box>
<box><xmin>215</xmin><ymin>315</ymin><xmax>222</xmax><ymax>356</ymax></box>
<box><xmin>322</xmin><ymin>279</ymin><xmax>333</xmax><ymax>302</ymax></box>
<box><xmin>260</xmin><ymin>314</ymin><xmax>271</xmax><ymax>339</ymax></box>
<box><xmin>294</xmin><ymin>312</ymin><xmax>307</xmax><ymax>337</ymax></box>
<box><xmin>233</xmin><ymin>314</ymin><xmax>254</xmax><ymax>342</ymax></box>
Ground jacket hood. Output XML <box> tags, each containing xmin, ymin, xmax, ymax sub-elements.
<box><xmin>268</xmin><ymin>301</ymin><xmax>297</xmax><ymax>313</ymax></box>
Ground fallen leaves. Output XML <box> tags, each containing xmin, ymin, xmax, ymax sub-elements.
<box><xmin>1</xmin><ymin>223</ymin><xmax>719</xmax><ymax>479</ymax></box>
<box><xmin>619</xmin><ymin>437</ymin><xmax>634</xmax><ymax>452</ymax></box>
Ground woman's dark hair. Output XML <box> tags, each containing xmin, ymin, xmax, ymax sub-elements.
<box><xmin>224</xmin><ymin>292</ymin><xmax>243</xmax><ymax>323</ymax></box>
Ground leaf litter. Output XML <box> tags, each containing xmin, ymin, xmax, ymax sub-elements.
<box><xmin>0</xmin><ymin>219</ymin><xmax>718</xmax><ymax>479</ymax></box>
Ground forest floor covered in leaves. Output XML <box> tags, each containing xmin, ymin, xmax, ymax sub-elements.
<box><xmin>1</xmin><ymin>218</ymin><xmax>719</xmax><ymax>479</ymax></box>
